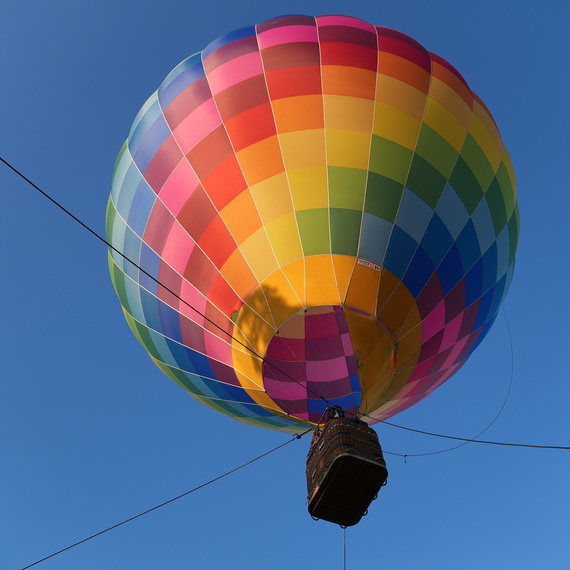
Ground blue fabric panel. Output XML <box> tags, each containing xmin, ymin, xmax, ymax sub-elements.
<box><xmin>133</xmin><ymin>113</ymin><xmax>171</xmax><ymax>174</ymax></box>
<box><xmin>202</xmin><ymin>25</ymin><xmax>257</xmax><ymax>57</ymax></box>
<box><xmin>138</xmin><ymin>243</ymin><xmax>161</xmax><ymax>294</ymax></box>
<box><xmin>421</xmin><ymin>213</ymin><xmax>453</xmax><ymax>267</ymax></box>
<box><xmin>437</xmin><ymin>243</ymin><xmax>463</xmax><ymax>295</ymax></box>
<box><xmin>127</xmin><ymin>178</ymin><xmax>156</xmax><ymax>238</ymax></box>
<box><xmin>158</xmin><ymin>53</ymin><xmax>204</xmax><ymax>106</ymax></box>
<box><xmin>383</xmin><ymin>225</ymin><xmax>417</xmax><ymax>279</ymax></box>
<box><xmin>358</xmin><ymin>213</ymin><xmax>392</xmax><ymax>266</ymax></box>
<box><xmin>403</xmin><ymin>244</ymin><xmax>435</xmax><ymax>297</ymax></box>
<box><xmin>455</xmin><ymin>219</ymin><xmax>481</xmax><ymax>273</ymax></box>
<box><xmin>481</xmin><ymin>242</ymin><xmax>498</xmax><ymax>293</ymax></box>
<box><xmin>464</xmin><ymin>257</ymin><xmax>483</xmax><ymax>307</ymax></box>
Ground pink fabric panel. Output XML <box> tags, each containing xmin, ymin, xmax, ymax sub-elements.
<box><xmin>178</xmin><ymin>280</ymin><xmax>207</xmax><ymax>324</ymax></box>
<box><xmin>440</xmin><ymin>313</ymin><xmax>464</xmax><ymax>351</ymax></box>
<box><xmin>173</xmin><ymin>98</ymin><xmax>221</xmax><ymax>154</ymax></box>
<box><xmin>317</xmin><ymin>15</ymin><xmax>374</xmax><ymax>30</ymax></box>
<box><xmin>158</xmin><ymin>159</ymin><xmax>199</xmax><ymax>215</ymax></box>
<box><xmin>207</xmin><ymin>52</ymin><xmax>264</xmax><ymax>94</ymax></box>
<box><xmin>306</xmin><ymin>357</ymin><xmax>349</xmax><ymax>382</ymax></box>
<box><xmin>421</xmin><ymin>300</ymin><xmax>446</xmax><ymax>341</ymax></box>
<box><xmin>162</xmin><ymin>222</ymin><xmax>195</xmax><ymax>274</ymax></box>
<box><xmin>204</xmin><ymin>329</ymin><xmax>233</xmax><ymax>365</ymax></box>
<box><xmin>257</xmin><ymin>24</ymin><xmax>319</xmax><ymax>48</ymax></box>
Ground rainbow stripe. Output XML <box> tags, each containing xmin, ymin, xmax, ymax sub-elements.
<box><xmin>107</xmin><ymin>15</ymin><xmax>518</xmax><ymax>432</ymax></box>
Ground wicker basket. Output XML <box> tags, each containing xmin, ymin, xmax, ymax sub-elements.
<box><xmin>306</xmin><ymin>417</ymin><xmax>388</xmax><ymax>526</ymax></box>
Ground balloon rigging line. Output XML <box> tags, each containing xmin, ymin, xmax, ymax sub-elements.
<box><xmin>380</xmin><ymin>307</ymin><xmax>516</xmax><ymax>457</ymax></box>
<box><xmin>372</xmin><ymin>310</ymin><xmax>568</xmax><ymax>454</ymax></box>
<box><xmin>18</xmin><ymin>432</ymin><xmax>307</xmax><ymax>570</ymax></box>
<box><xmin>2</xmin><ymin>156</ymin><xmax>569</xmax><ymax>453</ymax></box>
<box><xmin>0</xmin><ymin>155</ymin><xmax>328</xmax><ymax>404</ymax></box>
<box><xmin>343</xmin><ymin>527</ymin><xmax>347</xmax><ymax>570</ymax></box>
<box><xmin>383</xmin><ymin>422</ymin><xmax>570</xmax><ymax>451</ymax></box>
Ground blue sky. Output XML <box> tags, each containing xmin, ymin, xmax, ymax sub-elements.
<box><xmin>1</xmin><ymin>1</ymin><xmax>569</xmax><ymax>568</ymax></box>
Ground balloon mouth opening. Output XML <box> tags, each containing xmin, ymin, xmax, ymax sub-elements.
<box><xmin>261</xmin><ymin>305</ymin><xmax>363</xmax><ymax>424</ymax></box>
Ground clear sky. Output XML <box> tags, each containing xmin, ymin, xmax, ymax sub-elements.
<box><xmin>1</xmin><ymin>1</ymin><xmax>569</xmax><ymax>569</ymax></box>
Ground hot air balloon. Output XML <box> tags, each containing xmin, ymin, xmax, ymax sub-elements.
<box><xmin>107</xmin><ymin>15</ymin><xmax>518</xmax><ymax>439</ymax></box>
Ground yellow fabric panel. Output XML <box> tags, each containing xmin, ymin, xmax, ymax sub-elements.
<box><xmin>423</xmin><ymin>97</ymin><xmax>468</xmax><ymax>153</ymax></box>
<box><xmin>321</xmin><ymin>66</ymin><xmax>377</xmax><ymax>99</ymax></box>
<box><xmin>305</xmin><ymin>255</ymin><xmax>342</xmax><ymax>307</ymax></box>
<box><xmin>376</xmin><ymin>271</ymin><xmax>413</xmax><ymax>333</ymax></box>
<box><xmin>250</xmin><ymin>172</ymin><xmax>294</xmax><ymax>223</ymax></box>
<box><xmin>288</xmin><ymin>167</ymin><xmax>328</xmax><ymax>210</ymax></box>
<box><xmin>378</xmin><ymin>281</ymin><xmax>418</xmax><ymax>337</ymax></box>
<box><xmin>279</xmin><ymin>129</ymin><xmax>326</xmax><ymax>170</ymax></box>
<box><xmin>373</xmin><ymin>101</ymin><xmax>421</xmax><ymax>150</ymax></box>
<box><xmin>220</xmin><ymin>248</ymin><xmax>259</xmax><ymax>299</ymax></box>
<box><xmin>345</xmin><ymin>261</ymin><xmax>381</xmax><ymax>316</ymax></box>
<box><xmin>471</xmin><ymin>100</ymin><xmax>503</xmax><ymax>172</ymax></box>
<box><xmin>323</xmin><ymin>95</ymin><xmax>374</xmax><ymax>132</ymax></box>
<box><xmin>259</xmin><ymin>269</ymin><xmax>304</xmax><ymax>329</ymax></box>
<box><xmin>233</xmin><ymin>291</ymin><xmax>275</xmax><ymax>352</ymax></box>
<box><xmin>393</xmin><ymin>322</ymin><xmax>422</xmax><ymax>372</ymax></box>
<box><xmin>391</xmin><ymin>378</ymin><xmax>421</xmax><ymax>399</ymax></box>
<box><xmin>396</xmin><ymin>295</ymin><xmax>423</xmax><ymax>339</ymax></box>
<box><xmin>364</xmin><ymin>388</ymin><xmax>407</xmax><ymax>418</ymax></box>
<box><xmin>219</xmin><ymin>190</ymin><xmax>262</xmax><ymax>244</ymax></box>
<box><xmin>263</xmin><ymin>278</ymin><xmax>303</xmax><ymax>330</ymax></box>
<box><xmin>344</xmin><ymin>309</ymin><xmax>396</xmax><ymax>414</ymax></box>
<box><xmin>469</xmin><ymin>113</ymin><xmax>502</xmax><ymax>175</ymax></box>
<box><xmin>502</xmin><ymin>148</ymin><xmax>517</xmax><ymax>196</ymax></box>
<box><xmin>241</xmin><ymin>281</ymin><xmax>278</xmax><ymax>329</ymax></box>
<box><xmin>428</xmin><ymin>76</ymin><xmax>472</xmax><ymax>130</ymax></box>
<box><xmin>264</xmin><ymin>213</ymin><xmax>303</xmax><ymax>266</ymax></box>
<box><xmin>375</xmin><ymin>75</ymin><xmax>427</xmax><ymax>120</ymax></box>
<box><xmin>331</xmin><ymin>254</ymin><xmax>358</xmax><ymax>301</ymax></box>
<box><xmin>239</xmin><ymin>227</ymin><xmax>279</xmax><ymax>282</ymax></box>
<box><xmin>271</xmin><ymin>94</ymin><xmax>324</xmax><ymax>133</ymax></box>
<box><xmin>236</xmin><ymin>135</ymin><xmax>284</xmax><ymax>185</ymax></box>
<box><xmin>280</xmin><ymin>258</ymin><xmax>306</xmax><ymax>307</ymax></box>
<box><xmin>326</xmin><ymin>129</ymin><xmax>372</xmax><ymax>170</ymax></box>
<box><xmin>473</xmin><ymin>99</ymin><xmax>502</xmax><ymax>150</ymax></box>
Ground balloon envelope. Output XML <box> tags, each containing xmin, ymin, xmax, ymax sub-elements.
<box><xmin>107</xmin><ymin>15</ymin><xmax>518</xmax><ymax>432</ymax></box>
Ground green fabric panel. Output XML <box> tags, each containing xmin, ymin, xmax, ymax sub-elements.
<box><xmin>201</xmin><ymin>397</ymin><xmax>248</xmax><ymax>419</ymax></box>
<box><xmin>156</xmin><ymin>360</ymin><xmax>207</xmax><ymax>397</ymax></box>
<box><xmin>112</xmin><ymin>140</ymin><xmax>128</xmax><ymax>180</ymax></box>
<box><xmin>124</xmin><ymin>311</ymin><xmax>162</xmax><ymax>361</ymax></box>
<box><xmin>330</xmin><ymin>208</ymin><xmax>361</xmax><ymax>256</ymax></box>
<box><xmin>108</xmin><ymin>255</ymin><xmax>130</xmax><ymax>314</ymax></box>
<box><xmin>414</xmin><ymin>124</ymin><xmax>458</xmax><ymax>178</ymax></box>
<box><xmin>368</xmin><ymin>136</ymin><xmax>413</xmax><ymax>184</ymax></box>
<box><xmin>296</xmin><ymin>208</ymin><xmax>331</xmax><ymax>255</ymax></box>
<box><xmin>495</xmin><ymin>160</ymin><xmax>515</xmax><ymax>218</ymax></box>
<box><xmin>105</xmin><ymin>196</ymin><xmax>117</xmax><ymax>238</ymax></box>
<box><xmin>485</xmin><ymin>178</ymin><xmax>508</xmax><ymax>234</ymax></box>
<box><xmin>449</xmin><ymin>156</ymin><xmax>483</xmax><ymax>214</ymax></box>
<box><xmin>328</xmin><ymin>166</ymin><xmax>367</xmax><ymax>210</ymax></box>
<box><xmin>406</xmin><ymin>153</ymin><xmax>447</xmax><ymax>209</ymax></box>
<box><xmin>507</xmin><ymin>207</ymin><xmax>520</xmax><ymax>265</ymax></box>
<box><xmin>363</xmin><ymin>172</ymin><xmax>404</xmax><ymax>222</ymax></box>
<box><xmin>461</xmin><ymin>133</ymin><xmax>495</xmax><ymax>191</ymax></box>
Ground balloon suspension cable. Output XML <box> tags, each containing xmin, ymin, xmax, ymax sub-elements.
<box><xmin>18</xmin><ymin>431</ymin><xmax>309</xmax><ymax>570</ymax></box>
<box><xmin>343</xmin><ymin>527</ymin><xmax>347</xmax><ymax>570</ymax></box>
<box><xmin>0</xmin><ymin>155</ymin><xmax>328</xmax><ymax>403</ymax></box>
